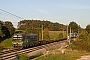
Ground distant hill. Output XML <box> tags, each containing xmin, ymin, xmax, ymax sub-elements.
<box><xmin>17</xmin><ymin>20</ymin><xmax>67</xmax><ymax>31</ymax></box>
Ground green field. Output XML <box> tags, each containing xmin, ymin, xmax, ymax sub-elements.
<box><xmin>49</xmin><ymin>31</ymin><xmax>66</xmax><ymax>39</ymax></box>
<box><xmin>49</xmin><ymin>34</ymin><xmax>59</xmax><ymax>39</ymax></box>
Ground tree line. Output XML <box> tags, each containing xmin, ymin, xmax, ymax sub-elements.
<box><xmin>17</xmin><ymin>20</ymin><xmax>67</xmax><ymax>31</ymax></box>
<box><xmin>17</xmin><ymin>20</ymin><xmax>90</xmax><ymax>39</ymax></box>
<box><xmin>17</xmin><ymin>20</ymin><xmax>86</xmax><ymax>34</ymax></box>
<box><xmin>0</xmin><ymin>20</ymin><xmax>15</xmax><ymax>42</ymax></box>
<box><xmin>0</xmin><ymin>19</ymin><xmax>90</xmax><ymax>40</ymax></box>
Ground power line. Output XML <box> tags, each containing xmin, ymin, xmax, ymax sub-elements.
<box><xmin>0</xmin><ymin>8</ymin><xmax>26</xmax><ymax>20</ymax></box>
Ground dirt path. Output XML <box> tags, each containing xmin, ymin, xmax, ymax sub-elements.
<box><xmin>77</xmin><ymin>55</ymin><xmax>90</xmax><ymax>60</ymax></box>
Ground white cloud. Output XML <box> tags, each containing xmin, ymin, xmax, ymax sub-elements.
<box><xmin>59</xmin><ymin>4</ymin><xmax>90</xmax><ymax>9</ymax></box>
<box><xmin>37</xmin><ymin>9</ymin><xmax>51</xmax><ymax>15</ymax></box>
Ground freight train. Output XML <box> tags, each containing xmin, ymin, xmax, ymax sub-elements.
<box><xmin>12</xmin><ymin>33</ymin><xmax>67</xmax><ymax>49</ymax></box>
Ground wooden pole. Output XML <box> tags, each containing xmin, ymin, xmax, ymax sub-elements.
<box><xmin>62</xmin><ymin>26</ymin><xmax>64</xmax><ymax>38</ymax></box>
<box><xmin>69</xmin><ymin>27</ymin><xmax>71</xmax><ymax>44</ymax></box>
<box><xmin>67</xmin><ymin>25</ymin><xmax>68</xmax><ymax>43</ymax></box>
<box><xmin>78</xmin><ymin>25</ymin><xmax>80</xmax><ymax>34</ymax></box>
<box><xmin>42</xmin><ymin>25</ymin><xmax>43</xmax><ymax>40</ymax></box>
<box><xmin>70</xmin><ymin>27</ymin><xmax>71</xmax><ymax>35</ymax></box>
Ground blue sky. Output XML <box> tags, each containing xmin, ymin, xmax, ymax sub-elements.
<box><xmin>0</xmin><ymin>0</ymin><xmax>90</xmax><ymax>28</ymax></box>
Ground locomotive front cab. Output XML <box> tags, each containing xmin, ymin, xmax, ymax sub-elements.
<box><xmin>12</xmin><ymin>34</ymin><xmax>23</xmax><ymax>48</ymax></box>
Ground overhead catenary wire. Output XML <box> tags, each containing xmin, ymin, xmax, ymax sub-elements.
<box><xmin>0</xmin><ymin>8</ymin><xmax>26</xmax><ymax>20</ymax></box>
<box><xmin>0</xmin><ymin>8</ymin><xmax>27</xmax><ymax>28</ymax></box>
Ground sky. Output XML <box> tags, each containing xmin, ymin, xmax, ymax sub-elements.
<box><xmin>0</xmin><ymin>0</ymin><xmax>90</xmax><ymax>28</ymax></box>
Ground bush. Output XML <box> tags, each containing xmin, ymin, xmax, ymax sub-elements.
<box><xmin>0</xmin><ymin>46</ymin><xmax>3</xmax><ymax>51</ymax></box>
<box><xmin>58</xmin><ymin>33</ymin><xmax>63</xmax><ymax>38</ymax></box>
<box><xmin>70</xmin><ymin>30</ymin><xmax>90</xmax><ymax>52</ymax></box>
<box><xmin>16</xmin><ymin>54</ymin><xmax>29</xmax><ymax>60</ymax></box>
<box><xmin>16</xmin><ymin>53</ymin><xmax>42</xmax><ymax>60</ymax></box>
<box><xmin>35</xmin><ymin>51</ymin><xmax>90</xmax><ymax>60</ymax></box>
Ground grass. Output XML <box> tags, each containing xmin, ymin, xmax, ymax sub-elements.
<box><xmin>16</xmin><ymin>53</ymin><xmax>30</xmax><ymax>60</ymax></box>
<box><xmin>35</xmin><ymin>50</ymin><xmax>90</xmax><ymax>60</ymax></box>
<box><xmin>29</xmin><ymin>54</ymin><xmax>42</xmax><ymax>59</ymax></box>
<box><xmin>49</xmin><ymin>31</ymin><xmax>67</xmax><ymax>39</ymax></box>
<box><xmin>0</xmin><ymin>38</ymin><xmax>12</xmax><ymax>48</ymax></box>
<box><xmin>49</xmin><ymin>34</ymin><xmax>59</xmax><ymax>39</ymax></box>
<box><xmin>15</xmin><ymin>53</ymin><xmax>42</xmax><ymax>60</ymax></box>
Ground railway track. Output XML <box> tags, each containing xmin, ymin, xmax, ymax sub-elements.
<box><xmin>0</xmin><ymin>39</ymin><xmax>67</xmax><ymax>60</ymax></box>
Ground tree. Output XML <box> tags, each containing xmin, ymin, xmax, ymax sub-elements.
<box><xmin>4</xmin><ymin>21</ymin><xmax>15</xmax><ymax>37</ymax></box>
<box><xmin>86</xmin><ymin>24</ymin><xmax>90</xmax><ymax>33</ymax></box>
<box><xmin>58</xmin><ymin>33</ymin><xmax>63</xmax><ymax>38</ymax></box>
<box><xmin>69</xmin><ymin>21</ymin><xmax>78</xmax><ymax>33</ymax></box>
<box><xmin>70</xmin><ymin>30</ymin><xmax>90</xmax><ymax>52</ymax></box>
<box><xmin>0</xmin><ymin>20</ymin><xmax>15</xmax><ymax>42</ymax></box>
<box><xmin>0</xmin><ymin>21</ymin><xmax>4</xmax><ymax>37</ymax></box>
<box><xmin>43</xmin><ymin>28</ymin><xmax>50</xmax><ymax>40</ymax></box>
<box><xmin>0</xmin><ymin>30</ymin><xmax>3</xmax><ymax>37</ymax></box>
<box><xmin>2</xmin><ymin>26</ymin><xmax>9</xmax><ymax>37</ymax></box>
<box><xmin>25</xmin><ymin>26</ymin><xmax>32</xmax><ymax>33</ymax></box>
<box><xmin>18</xmin><ymin>20</ymin><xmax>67</xmax><ymax>31</ymax></box>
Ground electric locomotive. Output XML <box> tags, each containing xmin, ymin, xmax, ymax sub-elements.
<box><xmin>12</xmin><ymin>33</ymin><xmax>39</xmax><ymax>49</ymax></box>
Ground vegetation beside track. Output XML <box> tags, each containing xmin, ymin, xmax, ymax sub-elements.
<box><xmin>35</xmin><ymin>50</ymin><xmax>90</xmax><ymax>60</ymax></box>
<box><xmin>16</xmin><ymin>54</ymin><xmax>30</xmax><ymax>60</ymax></box>
<box><xmin>30</xmin><ymin>29</ymin><xmax>90</xmax><ymax>60</ymax></box>
<box><xmin>69</xmin><ymin>30</ymin><xmax>90</xmax><ymax>52</ymax></box>
<box><xmin>16</xmin><ymin>49</ymin><xmax>90</xmax><ymax>60</ymax></box>
<box><xmin>16</xmin><ymin>53</ymin><xmax>42</xmax><ymax>60</ymax></box>
<box><xmin>0</xmin><ymin>38</ymin><xmax>12</xmax><ymax>51</ymax></box>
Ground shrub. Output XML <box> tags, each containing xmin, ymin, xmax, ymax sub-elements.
<box><xmin>70</xmin><ymin>30</ymin><xmax>90</xmax><ymax>52</ymax></box>
<box><xmin>16</xmin><ymin>54</ymin><xmax>29</xmax><ymax>60</ymax></box>
<box><xmin>58</xmin><ymin>33</ymin><xmax>63</xmax><ymax>38</ymax></box>
<box><xmin>0</xmin><ymin>46</ymin><xmax>3</xmax><ymax>51</ymax></box>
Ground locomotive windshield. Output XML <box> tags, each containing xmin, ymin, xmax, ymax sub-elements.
<box><xmin>13</xmin><ymin>34</ymin><xmax>22</xmax><ymax>40</ymax></box>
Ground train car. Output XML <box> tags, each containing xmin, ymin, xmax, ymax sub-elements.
<box><xmin>70</xmin><ymin>33</ymin><xmax>77</xmax><ymax>38</ymax></box>
<box><xmin>12</xmin><ymin>33</ymin><xmax>39</xmax><ymax>49</ymax></box>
